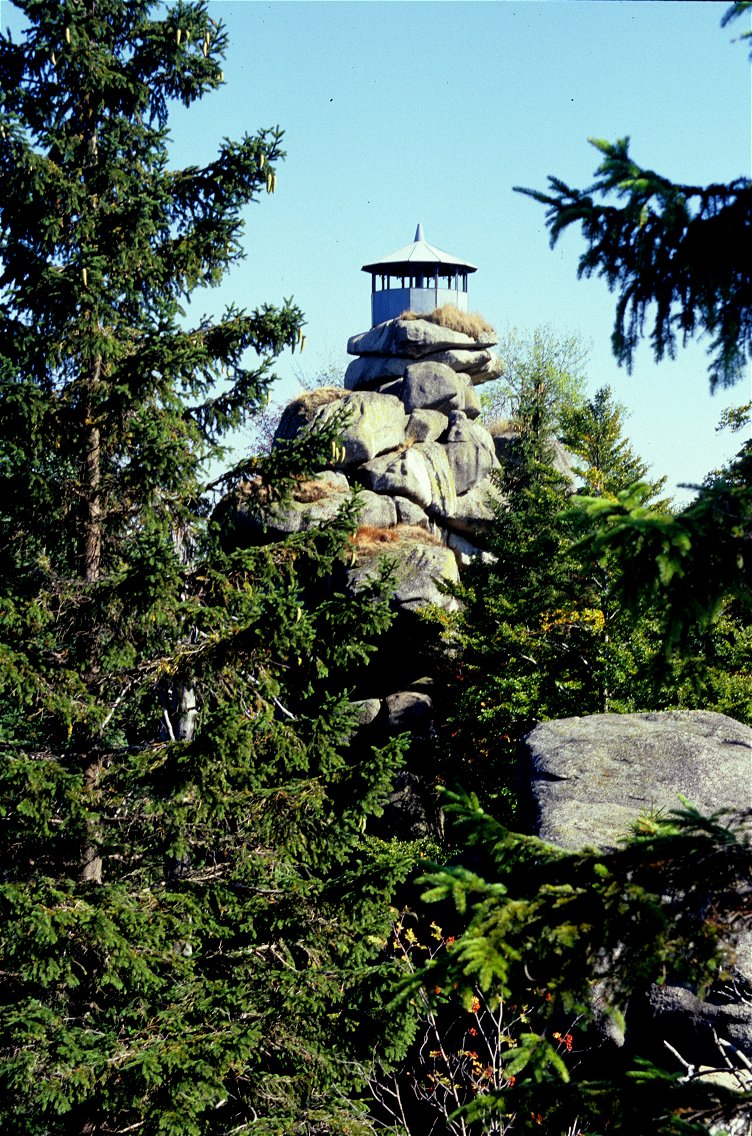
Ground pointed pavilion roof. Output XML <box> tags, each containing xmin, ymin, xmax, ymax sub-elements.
<box><xmin>361</xmin><ymin>223</ymin><xmax>477</xmax><ymax>274</ymax></box>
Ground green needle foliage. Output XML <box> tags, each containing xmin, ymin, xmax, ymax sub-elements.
<box><xmin>515</xmin><ymin>135</ymin><xmax>751</xmax><ymax>392</ymax></box>
<box><xmin>509</xmin><ymin>0</ymin><xmax>752</xmax><ymax>723</ymax></box>
<box><xmin>567</xmin><ymin>434</ymin><xmax>752</xmax><ymax>674</ymax></box>
<box><xmin>410</xmin><ymin>791</ymin><xmax>752</xmax><ymax>1136</ymax></box>
<box><xmin>0</xmin><ymin>3</ymin><xmax>416</xmax><ymax>1133</ymax></box>
<box><xmin>422</xmin><ymin>9</ymin><xmax>752</xmax><ymax>1134</ymax></box>
<box><xmin>559</xmin><ymin>385</ymin><xmax>667</xmax><ymax>502</ymax></box>
<box><xmin>515</xmin><ymin>2</ymin><xmax>752</xmax><ymax>395</ymax></box>
<box><xmin>439</xmin><ymin>357</ymin><xmax>675</xmax><ymax>813</ymax></box>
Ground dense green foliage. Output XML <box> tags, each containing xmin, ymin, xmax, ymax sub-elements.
<box><xmin>412</xmin><ymin>792</ymin><xmax>752</xmax><ymax>1136</ymax></box>
<box><xmin>515</xmin><ymin>137</ymin><xmax>751</xmax><ymax>392</ymax></box>
<box><xmin>480</xmin><ymin>326</ymin><xmax>588</xmax><ymax>433</ymax></box>
<box><xmin>571</xmin><ymin>436</ymin><xmax>752</xmax><ymax>655</ymax></box>
<box><xmin>0</xmin><ymin>3</ymin><xmax>416</xmax><ymax>1133</ymax></box>
<box><xmin>415</xmin><ymin>6</ymin><xmax>752</xmax><ymax>1135</ymax></box>
<box><xmin>559</xmin><ymin>385</ymin><xmax>666</xmax><ymax>501</ymax></box>
<box><xmin>438</xmin><ymin>346</ymin><xmax>684</xmax><ymax>813</ymax></box>
<box><xmin>1</xmin><ymin>4</ymin><xmax>750</xmax><ymax>1136</ymax></box>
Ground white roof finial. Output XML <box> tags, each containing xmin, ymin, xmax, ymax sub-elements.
<box><xmin>414</xmin><ymin>222</ymin><xmax>425</xmax><ymax>242</ymax></box>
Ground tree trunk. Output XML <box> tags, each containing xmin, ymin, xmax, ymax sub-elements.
<box><xmin>80</xmin><ymin>752</ymin><xmax>103</xmax><ymax>885</ymax></box>
<box><xmin>176</xmin><ymin>685</ymin><xmax>198</xmax><ymax>742</ymax></box>
<box><xmin>80</xmin><ymin>361</ymin><xmax>104</xmax><ymax>884</ymax></box>
<box><xmin>83</xmin><ymin>420</ymin><xmax>102</xmax><ymax>584</ymax></box>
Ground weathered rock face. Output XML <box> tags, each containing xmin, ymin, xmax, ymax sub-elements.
<box><xmin>443</xmin><ymin>410</ymin><xmax>499</xmax><ymax>495</ymax></box>
<box><xmin>520</xmin><ymin>711</ymin><xmax>752</xmax><ymax>850</ymax></box>
<box><xmin>345</xmin><ymin>528</ymin><xmax>459</xmax><ymax>615</ymax></box>
<box><xmin>645</xmin><ymin>985</ymin><xmax>752</xmax><ymax>1066</ymax></box>
<box><xmin>240</xmin><ymin>324</ymin><xmax>751</xmax><ymax>1092</ymax></box>
<box><xmin>345</xmin><ymin>317</ymin><xmax>503</xmax><ymax>391</ymax></box>
<box><xmin>441</xmin><ymin>474</ymin><xmax>503</xmax><ymax>534</ymax></box>
<box><xmin>245</xmin><ymin>315</ymin><xmax>571</xmax><ymax>842</ymax></box>
<box><xmin>275</xmin><ymin>387</ymin><xmax>349</xmax><ymax>441</ymax></box>
<box><xmin>361</xmin><ymin>448</ymin><xmax>435</xmax><ymax>510</ymax></box>
<box><xmin>358</xmin><ymin>490</ymin><xmax>398</xmax><ymax>528</ymax></box>
<box><xmin>406</xmin><ymin>408</ymin><xmax>448</xmax><ymax>444</ymax></box>
<box><xmin>312</xmin><ymin>390</ymin><xmax>408</xmax><ymax>466</ymax></box>
<box><xmin>520</xmin><ymin>710</ymin><xmax>752</xmax><ymax>1080</ymax></box>
<box><xmin>347</xmin><ymin>317</ymin><xmax>498</xmax><ymax>360</ymax></box>
<box><xmin>402</xmin><ymin>361</ymin><xmax>466</xmax><ymax>414</ymax></box>
<box><xmin>344</xmin><ymin>354</ymin><xmax>408</xmax><ymax>391</ymax></box>
<box><xmin>274</xmin><ymin>317</ymin><xmax>505</xmax><ymax>581</ymax></box>
<box><xmin>226</xmin><ymin>470</ymin><xmax>352</xmax><ymax>544</ymax></box>
<box><xmin>259</xmin><ymin>318</ymin><xmax>509</xmax><ymax>840</ymax></box>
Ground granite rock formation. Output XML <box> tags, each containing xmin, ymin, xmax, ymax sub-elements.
<box><xmin>521</xmin><ymin>710</ymin><xmax>752</xmax><ymax>1096</ymax></box>
<box><xmin>273</xmin><ymin>316</ymin><xmax>506</xmax><ymax>595</ymax></box>
<box><xmin>251</xmin><ymin>315</ymin><xmax>507</xmax><ymax>835</ymax></box>
<box><xmin>521</xmin><ymin>710</ymin><xmax>752</xmax><ymax>850</ymax></box>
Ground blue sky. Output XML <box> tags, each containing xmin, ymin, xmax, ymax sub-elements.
<box><xmin>4</xmin><ymin>0</ymin><xmax>751</xmax><ymax>501</ymax></box>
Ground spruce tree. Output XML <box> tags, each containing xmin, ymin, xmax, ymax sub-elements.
<box><xmin>409</xmin><ymin>792</ymin><xmax>752</xmax><ymax>1136</ymax></box>
<box><xmin>559</xmin><ymin>384</ymin><xmax>666</xmax><ymax>501</ymax></box>
<box><xmin>0</xmin><ymin>3</ymin><xmax>415</xmax><ymax>1133</ymax></box>
<box><xmin>513</xmin><ymin>0</ymin><xmax>752</xmax><ymax>682</ymax></box>
<box><xmin>439</xmin><ymin>356</ymin><xmax>688</xmax><ymax>812</ymax></box>
<box><xmin>515</xmin><ymin>142</ymin><xmax>751</xmax><ymax>392</ymax></box>
<box><xmin>515</xmin><ymin>6</ymin><xmax>752</xmax><ymax>393</ymax></box>
<box><xmin>418</xmin><ymin>9</ymin><xmax>752</xmax><ymax>1129</ymax></box>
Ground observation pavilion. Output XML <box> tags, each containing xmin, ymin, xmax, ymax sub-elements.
<box><xmin>361</xmin><ymin>223</ymin><xmax>477</xmax><ymax>327</ymax></box>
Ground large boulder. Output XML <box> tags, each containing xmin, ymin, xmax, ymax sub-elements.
<box><xmin>359</xmin><ymin>438</ymin><xmax>457</xmax><ymax>522</ymax></box>
<box><xmin>442</xmin><ymin>410</ymin><xmax>499</xmax><ymax>495</ymax></box>
<box><xmin>467</xmin><ymin>352</ymin><xmax>504</xmax><ymax>385</ymax></box>
<box><xmin>522</xmin><ymin>711</ymin><xmax>752</xmax><ymax>1083</ymax></box>
<box><xmin>491</xmin><ymin>429</ymin><xmax>521</xmax><ymax>466</ymax></box>
<box><xmin>348</xmin><ymin>318</ymin><xmax>491</xmax><ymax>360</ymax></box>
<box><xmin>343</xmin><ymin>354</ymin><xmax>407</xmax><ymax>391</ymax></box>
<box><xmin>413</xmin><ymin>440</ymin><xmax>458</xmax><ymax>519</ymax></box>
<box><xmin>406</xmin><ymin>408</ymin><xmax>448</xmax><ymax>444</ymax></box>
<box><xmin>492</xmin><ymin>431</ymin><xmax>574</xmax><ymax>489</ymax></box>
<box><xmin>521</xmin><ymin>711</ymin><xmax>752</xmax><ymax>851</ymax></box>
<box><xmin>275</xmin><ymin>387</ymin><xmax>348</xmax><ymax>442</ymax></box>
<box><xmin>402</xmin><ymin>361</ymin><xmax>466</xmax><ymax>414</ymax></box>
<box><xmin>389</xmin><ymin>541</ymin><xmax>460</xmax><ymax>613</ymax></box>
<box><xmin>385</xmin><ymin>690</ymin><xmax>434</xmax><ymax>736</ymax></box>
<box><xmin>419</xmin><ymin>347</ymin><xmax>496</xmax><ymax>374</ymax></box>
<box><xmin>550</xmin><ymin>438</ymin><xmax>577</xmax><ymax>489</ymax></box>
<box><xmin>346</xmin><ymin>527</ymin><xmax>459</xmax><ymax>614</ymax></box>
<box><xmin>349</xmin><ymin>698</ymin><xmax>382</xmax><ymax>729</ymax></box>
<box><xmin>360</xmin><ymin>447</ymin><xmax>434</xmax><ymax>510</ymax></box>
<box><xmin>357</xmin><ymin>490</ymin><xmax>398</xmax><ymax>528</ymax></box>
<box><xmin>393</xmin><ymin>495</ymin><xmax>432</xmax><ymax>530</ymax></box>
<box><xmin>415</xmin><ymin>348</ymin><xmax>503</xmax><ymax>385</ymax></box>
<box><xmin>440</xmin><ymin>474</ymin><xmax>504</xmax><ymax>535</ymax></box>
<box><xmin>250</xmin><ymin>470</ymin><xmax>351</xmax><ymax>539</ymax></box>
<box><xmin>311</xmin><ymin>391</ymin><xmax>408</xmax><ymax>466</ymax></box>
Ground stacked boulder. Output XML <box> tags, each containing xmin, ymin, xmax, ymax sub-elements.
<box><xmin>274</xmin><ymin>315</ymin><xmax>506</xmax><ymax>577</ymax></box>
<box><xmin>247</xmin><ymin>314</ymin><xmax>508</xmax><ymax>836</ymax></box>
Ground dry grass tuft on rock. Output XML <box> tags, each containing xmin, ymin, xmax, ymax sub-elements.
<box><xmin>399</xmin><ymin>305</ymin><xmax>495</xmax><ymax>339</ymax></box>
<box><xmin>352</xmin><ymin>525</ymin><xmax>401</xmax><ymax>548</ymax></box>
<box><xmin>350</xmin><ymin>523</ymin><xmax>443</xmax><ymax>555</ymax></box>
<box><xmin>287</xmin><ymin>386</ymin><xmax>346</xmax><ymax>414</ymax></box>
<box><xmin>292</xmin><ymin>477</ymin><xmax>348</xmax><ymax>504</ymax></box>
<box><xmin>396</xmin><ymin>524</ymin><xmax>443</xmax><ymax>546</ymax></box>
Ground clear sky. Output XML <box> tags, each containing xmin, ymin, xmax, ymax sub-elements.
<box><xmin>4</xmin><ymin>0</ymin><xmax>751</xmax><ymax>502</ymax></box>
